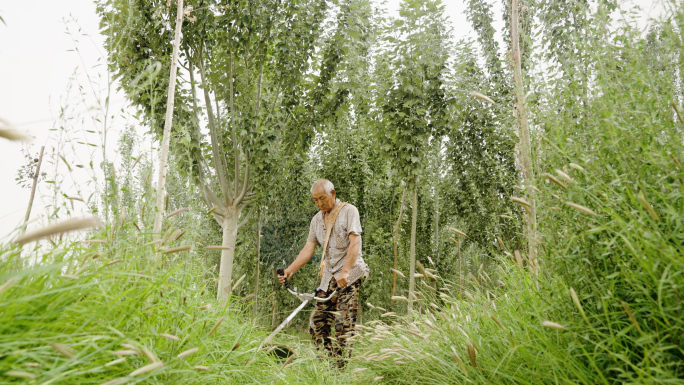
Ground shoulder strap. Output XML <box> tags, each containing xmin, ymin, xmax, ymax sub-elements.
<box><xmin>319</xmin><ymin>201</ymin><xmax>347</xmax><ymax>279</ymax></box>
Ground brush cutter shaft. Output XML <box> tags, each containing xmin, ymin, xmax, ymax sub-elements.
<box><xmin>263</xmin><ymin>299</ymin><xmax>310</xmax><ymax>345</ymax></box>
<box><xmin>264</xmin><ymin>267</ymin><xmax>338</xmax><ymax>344</ymax></box>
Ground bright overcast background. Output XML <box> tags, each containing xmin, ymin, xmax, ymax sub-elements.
<box><xmin>0</xmin><ymin>0</ymin><xmax>662</xmax><ymax>241</ymax></box>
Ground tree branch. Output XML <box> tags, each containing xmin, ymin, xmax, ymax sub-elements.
<box><xmin>197</xmin><ymin>47</ymin><xmax>231</xmax><ymax>201</ymax></box>
<box><xmin>235</xmin><ymin>156</ymin><xmax>250</xmax><ymax>206</ymax></box>
<box><xmin>228</xmin><ymin>37</ymin><xmax>240</xmax><ymax>198</ymax></box>
<box><xmin>238</xmin><ymin>204</ymin><xmax>256</xmax><ymax>229</ymax></box>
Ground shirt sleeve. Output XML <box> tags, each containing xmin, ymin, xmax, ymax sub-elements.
<box><xmin>346</xmin><ymin>205</ymin><xmax>363</xmax><ymax>236</ymax></box>
<box><xmin>307</xmin><ymin>215</ymin><xmax>319</xmax><ymax>244</ymax></box>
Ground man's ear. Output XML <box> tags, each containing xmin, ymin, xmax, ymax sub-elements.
<box><xmin>330</xmin><ymin>189</ymin><xmax>336</xmax><ymax>198</ymax></box>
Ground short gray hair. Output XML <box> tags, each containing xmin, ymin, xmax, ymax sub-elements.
<box><xmin>311</xmin><ymin>179</ymin><xmax>335</xmax><ymax>196</ymax></box>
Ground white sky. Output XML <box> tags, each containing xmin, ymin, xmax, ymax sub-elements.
<box><xmin>0</xmin><ymin>0</ymin><xmax>663</xmax><ymax>241</ymax></box>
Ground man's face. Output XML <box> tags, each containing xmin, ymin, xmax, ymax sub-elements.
<box><xmin>311</xmin><ymin>187</ymin><xmax>336</xmax><ymax>213</ymax></box>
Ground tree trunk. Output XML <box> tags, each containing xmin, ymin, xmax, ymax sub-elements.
<box><xmin>434</xmin><ymin>191</ymin><xmax>439</xmax><ymax>262</ymax></box>
<box><xmin>21</xmin><ymin>146</ymin><xmax>45</xmax><ymax>236</ymax></box>
<box><xmin>253</xmin><ymin>209</ymin><xmax>261</xmax><ymax>321</ymax></box>
<box><xmin>407</xmin><ymin>188</ymin><xmax>418</xmax><ymax>312</ymax></box>
<box><xmin>390</xmin><ymin>188</ymin><xmax>407</xmax><ymax>307</ymax></box>
<box><xmin>511</xmin><ymin>0</ymin><xmax>537</xmax><ymax>265</ymax></box>
<box><xmin>218</xmin><ymin>206</ymin><xmax>239</xmax><ymax>301</ymax></box>
<box><xmin>457</xmin><ymin>235</ymin><xmax>462</xmax><ymax>296</ymax></box>
<box><xmin>152</xmin><ymin>0</ymin><xmax>184</xmax><ymax>235</ymax></box>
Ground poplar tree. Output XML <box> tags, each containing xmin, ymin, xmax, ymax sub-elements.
<box><xmin>374</xmin><ymin>0</ymin><xmax>451</xmax><ymax>310</ymax></box>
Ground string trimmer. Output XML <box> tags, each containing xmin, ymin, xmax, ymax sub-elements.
<box><xmin>262</xmin><ymin>268</ymin><xmax>337</xmax><ymax>344</ymax></box>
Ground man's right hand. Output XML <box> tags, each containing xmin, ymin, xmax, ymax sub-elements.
<box><xmin>278</xmin><ymin>268</ymin><xmax>293</xmax><ymax>286</ymax></box>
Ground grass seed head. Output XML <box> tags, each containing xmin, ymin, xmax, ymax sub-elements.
<box><xmin>621</xmin><ymin>301</ymin><xmax>642</xmax><ymax>332</ymax></box>
<box><xmin>50</xmin><ymin>342</ymin><xmax>75</xmax><ymax>359</ymax></box>
<box><xmin>231</xmin><ymin>274</ymin><xmax>247</xmax><ymax>292</ymax></box>
<box><xmin>0</xmin><ymin>122</ymin><xmax>32</xmax><ymax>142</ymax></box>
<box><xmin>450</xmin><ymin>346</ymin><xmax>467</xmax><ymax>372</ymax></box>
<box><xmin>543</xmin><ymin>173</ymin><xmax>567</xmax><ymax>189</ymax></box>
<box><xmin>490</xmin><ymin>316</ymin><xmax>505</xmax><ymax>331</ymax></box>
<box><xmin>194</xmin><ymin>365</ymin><xmax>211</xmax><ymax>371</ymax></box>
<box><xmin>565</xmin><ymin>202</ymin><xmax>597</xmax><ymax>216</ymax></box>
<box><xmin>464</xmin><ymin>291</ymin><xmax>475</xmax><ymax>302</ymax></box>
<box><xmin>569</xmin><ymin>163</ymin><xmax>585</xmax><ymax>172</ymax></box>
<box><xmin>128</xmin><ymin>361</ymin><xmax>164</xmax><ymax>377</ymax></box>
<box><xmin>555</xmin><ymin>169</ymin><xmax>574</xmax><ymax>183</ymax></box>
<box><xmin>510</xmin><ymin>196</ymin><xmax>532</xmax><ymax>208</ymax></box>
<box><xmin>470</xmin><ymin>273</ymin><xmax>480</xmax><ymax>287</ymax></box>
<box><xmin>177</xmin><ymin>347</ymin><xmax>199</xmax><ymax>359</ymax></box>
<box><xmin>15</xmin><ymin>216</ymin><xmax>101</xmax><ymax>244</ymax></box>
<box><xmin>514</xmin><ymin>250</ymin><xmax>523</xmax><ymax>268</ymax></box>
<box><xmin>113</xmin><ymin>350</ymin><xmax>138</xmax><ymax>356</ymax></box>
<box><xmin>471</xmin><ymin>91</ymin><xmax>495</xmax><ymax>104</ymax></box>
<box><xmin>166</xmin><ymin>207</ymin><xmax>188</xmax><ymax>218</ymax></box>
<box><xmin>281</xmin><ymin>355</ymin><xmax>296</xmax><ymax>369</ymax></box>
<box><xmin>570</xmin><ymin>288</ymin><xmax>587</xmax><ymax>320</ymax></box>
<box><xmin>4</xmin><ymin>370</ymin><xmax>36</xmax><ymax>379</ymax></box>
<box><xmin>637</xmin><ymin>192</ymin><xmax>659</xmax><ymax>221</ymax></box>
<box><xmin>160</xmin><ymin>333</ymin><xmax>179</xmax><ymax>341</ymax></box>
<box><xmin>207</xmin><ymin>316</ymin><xmax>225</xmax><ymax>336</ymax></box>
<box><xmin>0</xmin><ymin>277</ymin><xmax>20</xmax><ymax>296</ymax></box>
<box><xmin>161</xmin><ymin>245</ymin><xmax>193</xmax><ymax>254</ymax></box>
<box><xmin>542</xmin><ymin>321</ymin><xmax>565</xmax><ymax>330</ymax></box>
<box><xmin>449</xmin><ymin>227</ymin><xmax>467</xmax><ymax>237</ymax></box>
<box><xmin>390</xmin><ymin>268</ymin><xmax>405</xmax><ymax>278</ymax></box>
<box><xmin>466</xmin><ymin>341</ymin><xmax>478</xmax><ymax>368</ymax></box>
<box><xmin>59</xmin><ymin>274</ymin><xmax>79</xmax><ymax>280</ymax></box>
<box><xmin>141</xmin><ymin>348</ymin><xmax>157</xmax><ymax>362</ymax></box>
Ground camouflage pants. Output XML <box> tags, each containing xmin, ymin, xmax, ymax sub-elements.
<box><xmin>309</xmin><ymin>277</ymin><xmax>361</xmax><ymax>369</ymax></box>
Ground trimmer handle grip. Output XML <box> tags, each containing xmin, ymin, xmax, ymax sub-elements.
<box><xmin>277</xmin><ymin>267</ymin><xmax>289</xmax><ymax>287</ymax></box>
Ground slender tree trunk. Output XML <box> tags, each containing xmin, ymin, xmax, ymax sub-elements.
<box><xmin>434</xmin><ymin>192</ymin><xmax>439</xmax><ymax>261</ymax></box>
<box><xmin>152</xmin><ymin>0</ymin><xmax>184</xmax><ymax>235</ymax></box>
<box><xmin>407</xmin><ymin>188</ymin><xmax>418</xmax><ymax>312</ymax></box>
<box><xmin>457</xmin><ymin>235</ymin><xmax>462</xmax><ymax>296</ymax></box>
<box><xmin>21</xmin><ymin>146</ymin><xmax>45</xmax><ymax>236</ymax></box>
<box><xmin>390</xmin><ymin>188</ymin><xmax>407</xmax><ymax>307</ymax></box>
<box><xmin>511</xmin><ymin>0</ymin><xmax>537</xmax><ymax>265</ymax></box>
<box><xmin>253</xmin><ymin>209</ymin><xmax>261</xmax><ymax>321</ymax></box>
<box><xmin>218</xmin><ymin>207</ymin><xmax>239</xmax><ymax>301</ymax></box>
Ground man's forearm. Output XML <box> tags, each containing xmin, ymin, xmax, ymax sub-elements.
<box><xmin>341</xmin><ymin>235</ymin><xmax>361</xmax><ymax>274</ymax></box>
<box><xmin>288</xmin><ymin>242</ymin><xmax>316</xmax><ymax>274</ymax></box>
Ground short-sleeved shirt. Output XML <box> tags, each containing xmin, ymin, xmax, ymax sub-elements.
<box><xmin>307</xmin><ymin>199</ymin><xmax>370</xmax><ymax>292</ymax></box>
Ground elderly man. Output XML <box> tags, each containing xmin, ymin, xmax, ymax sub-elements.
<box><xmin>278</xmin><ymin>179</ymin><xmax>369</xmax><ymax>368</ymax></box>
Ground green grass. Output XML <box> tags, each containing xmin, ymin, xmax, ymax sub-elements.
<box><xmin>0</xmin><ymin>235</ymin><xmax>326</xmax><ymax>384</ymax></box>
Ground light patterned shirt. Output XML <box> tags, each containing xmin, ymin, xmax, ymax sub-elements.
<box><xmin>307</xmin><ymin>200</ymin><xmax>370</xmax><ymax>292</ymax></box>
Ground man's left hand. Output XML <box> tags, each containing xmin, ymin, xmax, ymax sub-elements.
<box><xmin>337</xmin><ymin>271</ymin><xmax>349</xmax><ymax>289</ymax></box>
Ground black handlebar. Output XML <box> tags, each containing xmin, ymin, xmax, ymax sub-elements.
<box><xmin>277</xmin><ymin>267</ymin><xmax>289</xmax><ymax>287</ymax></box>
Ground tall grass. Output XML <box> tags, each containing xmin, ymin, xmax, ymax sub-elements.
<box><xmin>0</xmin><ymin>230</ymin><xmax>307</xmax><ymax>384</ymax></box>
<box><xmin>348</xmin><ymin>263</ymin><xmax>597</xmax><ymax>384</ymax></box>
